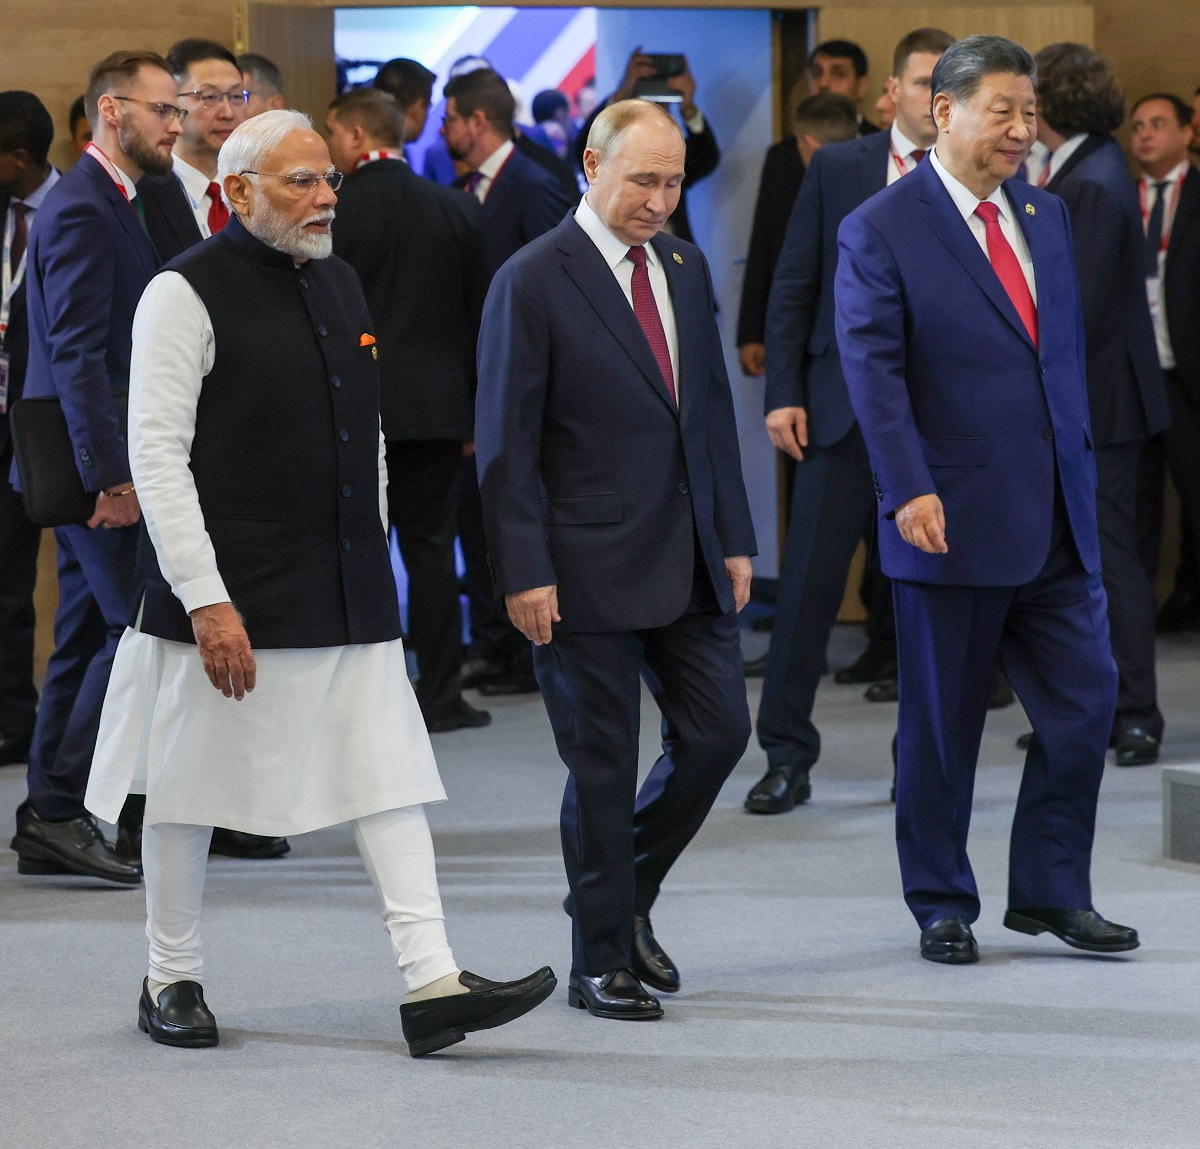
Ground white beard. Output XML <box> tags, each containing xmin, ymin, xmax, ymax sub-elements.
<box><xmin>245</xmin><ymin>196</ymin><xmax>334</xmax><ymax>261</ymax></box>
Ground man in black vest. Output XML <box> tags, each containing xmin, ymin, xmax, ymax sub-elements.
<box><xmin>84</xmin><ymin>111</ymin><xmax>555</xmax><ymax>1055</ymax></box>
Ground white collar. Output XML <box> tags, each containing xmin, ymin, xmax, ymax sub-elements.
<box><xmin>85</xmin><ymin>142</ymin><xmax>138</xmax><ymax>200</ymax></box>
<box><xmin>889</xmin><ymin>122</ymin><xmax>925</xmax><ymax>159</ymax></box>
<box><xmin>928</xmin><ymin>146</ymin><xmax>1012</xmax><ymax>224</ymax></box>
<box><xmin>477</xmin><ymin>138</ymin><xmax>515</xmax><ymax>181</ymax></box>
<box><xmin>1141</xmin><ymin>159</ymin><xmax>1190</xmax><ymax>188</ymax></box>
<box><xmin>1044</xmin><ymin>133</ymin><xmax>1088</xmax><ymax>181</ymax></box>
<box><xmin>172</xmin><ymin>152</ymin><xmax>216</xmax><ymax>203</ymax></box>
<box><xmin>574</xmin><ymin>193</ymin><xmax>662</xmax><ymax>272</ymax></box>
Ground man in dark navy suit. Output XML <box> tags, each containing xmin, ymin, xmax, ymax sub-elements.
<box><xmin>0</xmin><ymin>92</ymin><xmax>57</xmax><ymax>770</ymax></box>
<box><xmin>1035</xmin><ymin>43</ymin><xmax>1170</xmax><ymax>768</ymax></box>
<box><xmin>836</xmin><ymin>35</ymin><xmax>1138</xmax><ymax>964</ymax></box>
<box><xmin>8</xmin><ymin>50</ymin><xmax>181</xmax><ymax>884</ymax></box>
<box><xmin>742</xmin><ymin>28</ymin><xmax>955</xmax><ymax>815</ymax></box>
<box><xmin>476</xmin><ymin>100</ymin><xmax>756</xmax><ymax>1020</ymax></box>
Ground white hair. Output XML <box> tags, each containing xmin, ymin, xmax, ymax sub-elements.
<box><xmin>217</xmin><ymin>108</ymin><xmax>313</xmax><ymax>205</ymax></box>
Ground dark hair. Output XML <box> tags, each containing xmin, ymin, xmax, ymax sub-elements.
<box><xmin>329</xmin><ymin>87</ymin><xmax>404</xmax><ymax>147</ymax></box>
<box><xmin>931</xmin><ymin>34</ymin><xmax>1037</xmax><ymax>106</ymax></box>
<box><xmin>1131</xmin><ymin>92</ymin><xmax>1193</xmax><ymax>129</ymax></box>
<box><xmin>84</xmin><ymin>49</ymin><xmax>173</xmax><ymax>125</ymax></box>
<box><xmin>809</xmin><ymin>40</ymin><xmax>868</xmax><ymax>79</ymax></box>
<box><xmin>69</xmin><ymin>94</ymin><xmax>87</xmax><ymax>131</ymax></box>
<box><xmin>1034</xmin><ymin>43</ymin><xmax>1124</xmax><ymax>135</ymax></box>
<box><xmin>793</xmin><ymin>92</ymin><xmax>859</xmax><ymax>143</ymax></box>
<box><xmin>238</xmin><ymin>52</ymin><xmax>284</xmax><ymax>96</ymax></box>
<box><xmin>532</xmin><ymin>89</ymin><xmax>569</xmax><ymax>124</ymax></box>
<box><xmin>374</xmin><ymin>58</ymin><xmax>435</xmax><ymax>109</ymax></box>
<box><xmin>166</xmin><ymin>38</ymin><xmax>239</xmax><ymax>82</ymax></box>
<box><xmin>892</xmin><ymin>28</ymin><xmax>956</xmax><ymax>79</ymax></box>
<box><xmin>0</xmin><ymin>90</ymin><xmax>54</xmax><ymax>164</ymax></box>
<box><xmin>443</xmin><ymin>69</ymin><xmax>514</xmax><ymax>136</ymax></box>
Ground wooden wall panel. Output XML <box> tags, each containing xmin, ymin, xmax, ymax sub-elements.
<box><xmin>245</xmin><ymin>3</ymin><xmax>337</xmax><ymax>123</ymax></box>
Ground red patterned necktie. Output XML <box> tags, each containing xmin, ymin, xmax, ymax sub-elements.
<box><xmin>910</xmin><ymin>149</ymin><xmax>927</xmax><ymax>165</ymax></box>
<box><xmin>626</xmin><ymin>245</ymin><xmax>676</xmax><ymax>403</ymax></box>
<box><xmin>974</xmin><ymin>201</ymin><xmax>1038</xmax><ymax>346</ymax></box>
<box><xmin>206</xmin><ymin>182</ymin><xmax>230</xmax><ymax>233</ymax></box>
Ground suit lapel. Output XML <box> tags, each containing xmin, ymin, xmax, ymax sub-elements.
<box><xmin>1167</xmin><ymin>167</ymin><xmax>1200</xmax><ymax>260</ymax></box>
<box><xmin>651</xmin><ymin>234</ymin><xmax>697</xmax><ymax>427</ymax></box>
<box><xmin>1043</xmin><ymin>134</ymin><xmax>1106</xmax><ymax>194</ymax></box>
<box><xmin>0</xmin><ymin>192</ymin><xmax>25</xmax><ymax>324</ymax></box>
<box><xmin>857</xmin><ymin>132</ymin><xmax>890</xmax><ymax>200</ymax></box>
<box><xmin>83</xmin><ymin>156</ymin><xmax>158</xmax><ymax>276</ymax></box>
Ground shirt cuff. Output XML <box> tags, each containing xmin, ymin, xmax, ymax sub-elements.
<box><xmin>174</xmin><ymin>574</ymin><xmax>233</xmax><ymax>616</ymax></box>
<box><xmin>683</xmin><ymin>109</ymin><xmax>706</xmax><ymax>135</ymax></box>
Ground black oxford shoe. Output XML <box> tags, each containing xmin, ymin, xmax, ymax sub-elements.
<box><xmin>920</xmin><ymin>916</ymin><xmax>979</xmax><ymax>964</ymax></box>
<box><xmin>568</xmin><ymin>969</ymin><xmax>663</xmax><ymax>1020</ymax></box>
<box><xmin>1004</xmin><ymin>908</ymin><xmax>1139</xmax><ymax>953</ymax></box>
<box><xmin>1114</xmin><ymin>726</ymin><xmax>1159</xmax><ymax>767</ymax></box>
<box><xmin>742</xmin><ymin>653</ymin><xmax>768</xmax><ymax>678</ymax></box>
<box><xmin>400</xmin><ymin>967</ymin><xmax>556</xmax><ymax>1057</ymax></box>
<box><xmin>632</xmin><ymin>915</ymin><xmax>680</xmax><ymax>994</ymax></box>
<box><xmin>744</xmin><ymin>763</ymin><xmax>811</xmax><ymax>814</ymax></box>
<box><xmin>11</xmin><ymin>802</ymin><xmax>142</xmax><ymax>884</ymax></box>
<box><xmin>209</xmin><ymin>827</ymin><xmax>290</xmax><ymax>859</ymax></box>
<box><xmin>138</xmin><ymin>979</ymin><xmax>219</xmax><ymax>1048</ymax></box>
<box><xmin>423</xmin><ymin>698</ymin><xmax>492</xmax><ymax>734</ymax></box>
<box><xmin>864</xmin><ymin>678</ymin><xmax>898</xmax><ymax>703</ymax></box>
<box><xmin>834</xmin><ymin>648</ymin><xmax>897</xmax><ymax>685</ymax></box>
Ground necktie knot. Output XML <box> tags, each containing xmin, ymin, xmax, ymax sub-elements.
<box><xmin>974</xmin><ymin>201</ymin><xmax>1000</xmax><ymax>225</ymax></box>
<box><xmin>626</xmin><ymin>245</ymin><xmax>647</xmax><ymax>269</ymax></box>
<box><xmin>910</xmin><ymin>149</ymin><xmax>927</xmax><ymax>165</ymax></box>
<box><xmin>464</xmin><ymin>171</ymin><xmax>482</xmax><ymax>194</ymax></box>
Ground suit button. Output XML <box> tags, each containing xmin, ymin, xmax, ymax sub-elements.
<box><xmin>341</xmin><ymin>538</ymin><xmax>352</xmax><ymax>551</ymax></box>
<box><xmin>341</xmin><ymin>484</ymin><xmax>352</xmax><ymax>497</ymax></box>
<box><xmin>338</xmin><ymin>428</ymin><xmax>349</xmax><ymax>442</ymax></box>
<box><xmin>317</xmin><ymin>324</ymin><xmax>328</xmax><ymax>337</ymax></box>
<box><xmin>677</xmin><ymin>482</ymin><xmax>689</xmax><ymax>495</ymax></box>
<box><xmin>331</xmin><ymin>374</ymin><xmax>342</xmax><ymax>389</ymax></box>
<box><xmin>1042</xmin><ymin>427</ymin><xmax>1054</xmax><ymax>440</ymax></box>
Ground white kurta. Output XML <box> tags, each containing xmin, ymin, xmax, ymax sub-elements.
<box><xmin>85</xmin><ymin>271</ymin><xmax>445</xmax><ymax>834</ymax></box>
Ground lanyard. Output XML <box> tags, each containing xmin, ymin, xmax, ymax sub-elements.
<box><xmin>354</xmin><ymin>150</ymin><xmax>405</xmax><ymax>171</ymax></box>
<box><xmin>0</xmin><ymin>205</ymin><xmax>27</xmax><ymax>349</ymax></box>
<box><xmin>1139</xmin><ymin>170</ymin><xmax>1188</xmax><ymax>254</ymax></box>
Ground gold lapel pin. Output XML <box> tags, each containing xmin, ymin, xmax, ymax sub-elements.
<box><xmin>672</xmin><ymin>252</ymin><xmax>683</xmax><ymax>265</ymax></box>
<box><xmin>371</xmin><ymin>346</ymin><xmax>378</xmax><ymax>359</ymax></box>
<box><xmin>1025</xmin><ymin>204</ymin><xmax>1036</xmax><ymax>216</ymax></box>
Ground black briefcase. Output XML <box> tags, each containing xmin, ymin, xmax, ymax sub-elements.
<box><xmin>9</xmin><ymin>396</ymin><xmax>96</xmax><ymax>527</ymax></box>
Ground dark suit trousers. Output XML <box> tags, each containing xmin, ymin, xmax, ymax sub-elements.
<box><xmin>893</xmin><ymin>504</ymin><xmax>1117</xmax><ymax>929</ymax></box>
<box><xmin>1162</xmin><ymin>369</ymin><xmax>1200</xmax><ymax>585</ymax></box>
<box><xmin>26</xmin><ymin>521</ymin><xmax>138</xmax><ymax>820</ymax></box>
<box><xmin>385</xmin><ymin>440</ymin><xmax>465</xmax><ymax>717</ymax></box>
<box><xmin>757</xmin><ymin>428</ymin><xmax>893</xmax><ymax>768</ymax></box>
<box><xmin>0</xmin><ymin>476</ymin><xmax>41</xmax><ymax>737</ymax></box>
<box><xmin>1096</xmin><ymin>441</ymin><xmax>1162</xmax><ymax>738</ymax></box>
<box><xmin>534</xmin><ymin>576</ymin><xmax>750</xmax><ymax>976</ymax></box>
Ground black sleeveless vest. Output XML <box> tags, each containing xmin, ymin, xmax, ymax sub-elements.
<box><xmin>136</xmin><ymin>216</ymin><xmax>401</xmax><ymax>648</ymax></box>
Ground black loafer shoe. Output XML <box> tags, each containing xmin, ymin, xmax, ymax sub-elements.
<box><xmin>1114</xmin><ymin>726</ymin><xmax>1159</xmax><ymax>767</ymax></box>
<box><xmin>11</xmin><ymin>802</ymin><xmax>142</xmax><ymax>884</ymax></box>
<box><xmin>208</xmin><ymin>828</ymin><xmax>290</xmax><ymax>859</ymax></box>
<box><xmin>1004</xmin><ymin>908</ymin><xmax>1139</xmax><ymax>953</ymax></box>
<box><xmin>742</xmin><ymin>654</ymin><xmax>768</xmax><ymax>678</ymax></box>
<box><xmin>744</xmin><ymin>763</ymin><xmax>811</xmax><ymax>814</ymax></box>
<box><xmin>0</xmin><ymin>731</ymin><xmax>32</xmax><ymax>767</ymax></box>
<box><xmin>400</xmin><ymin>967</ymin><xmax>556</xmax><ymax>1057</ymax></box>
<box><xmin>864</xmin><ymin>678</ymin><xmax>898</xmax><ymax>703</ymax></box>
<box><xmin>138</xmin><ymin>979</ymin><xmax>219</xmax><ymax>1047</ymax></box>
<box><xmin>834</xmin><ymin>648</ymin><xmax>897</xmax><ymax>685</ymax></box>
<box><xmin>919</xmin><ymin>916</ymin><xmax>979</xmax><ymax>964</ymax></box>
<box><xmin>424</xmin><ymin>698</ymin><xmax>493</xmax><ymax>734</ymax></box>
<box><xmin>1016</xmin><ymin>731</ymin><xmax>1034</xmax><ymax>751</ymax></box>
<box><xmin>567</xmin><ymin>969</ymin><xmax>663</xmax><ymax>1020</ymax></box>
<box><xmin>632</xmin><ymin>915</ymin><xmax>680</xmax><ymax>993</ymax></box>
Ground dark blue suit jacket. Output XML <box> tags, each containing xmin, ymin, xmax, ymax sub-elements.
<box><xmin>21</xmin><ymin>153</ymin><xmax>159</xmax><ymax>492</ymax></box>
<box><xmin>1164</xmin><ymin>165</ymin><xmax>1200</xmax><ymax>394</ymax></box>
<box><xmin>764</xmin><ymin>130</ymin><xmax>891</xmax><ymax>445</ymax></box>
<box><xmin>475</xmin><ymin>214</ymin><xmax>756</xmax><ymax>633</ymax></box>
<box><xmin>1045</xmin><ymin>135</ymin><xmax>1169</xmax><ymax>444</ymax></box>
<box><xmin>1</xmin><ymin>191</ymin><xmax>31</xmax><ymax>464</ymax></box>
<box><xmin>836</xmin><ymin>159</ymin><xmax>1099</xmax><ymax>587</ymax></box>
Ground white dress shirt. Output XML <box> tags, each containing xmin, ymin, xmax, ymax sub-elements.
<box><xmin>471</xmin><ymin>138</ymin><xmax>515</xmax><ymax>203</ymax></box>
<box><xmin>573</xmin><ymin>193</ymin><xmax>681</xmax><ymax>402</ymax></box>
<box><xmin>887</xmin><ymin>123</ymin><xmax>927</xmax><ymax>186</ymax></box>
<box><xmin>171</xmin><ymin>153</ymin><xmax>216</xmax><ymax>238</ymax></box>
<box><xmin>1040</xmin><ymin>133</ymin><xmax>1088</xmax><ymax>186</ymax></box>
<box><xmin>1141</xmin><ymin>159</ymin><xmax>1189</xmax><ymax>369</ymax></box>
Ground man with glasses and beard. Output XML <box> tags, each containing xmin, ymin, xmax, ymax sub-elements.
<box><xmin>9</xmin><ymin>50</ymin><xmax>180</xmax><ymax>886</ymax></box>
<box><xmin>83</xmin><ymin>110</ymin><xmax>555</xmax><ymax>1055</ymax></box>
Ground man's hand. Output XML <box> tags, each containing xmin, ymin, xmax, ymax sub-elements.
<box><xmin>765</xmin><ymin>406</ymin><xmax>808</xmax><ymax>460</ymax></box>
<box><xmin>87</xmin><ymin>487</ymin><xmax>141</xmax><ymax>529</ymax></box>
<box><xmin>613</xmin><ymin>47</ymin><xmax>656</xmax><ymax>102</ymax></box>
<box><xmin>725</xmin><ymin>555</ymin><xmax>752</xmax><ymax>612</ymax></box>
<box><xmin>506</xmin><ymin>584</ymin><xmax>561</xmax><ymax>645</ymax></box>
<box><xmin>739</xmin><ymin>343</ymin><xmax>766</xmax><ymax>377</ymax></box>
<box><xmin>667</xmin><ymin>60</ymin><xmax>698</xmax><ymax>120</ymax></box>
<box><xmin>895</xmin><ymin>494</ymin><xmax>948</xmax><ymax>554</ymax></box>
<box><xmin>189</xmin><ymin>601</ymin><xmax>257</xmax><ymax>700</ymax></box>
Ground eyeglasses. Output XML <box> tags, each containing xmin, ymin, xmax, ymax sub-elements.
<box><xmin>111</xmin><ymin>96</ymin><xmax>188</xmax><ymax>125</ymax></box>
<box><xmin>178</xmin><ymin>88</ymin><xmax>251</xmax><ymax>110</ymax></box>
<box><xmin>239</xmin><ymin>169</ymin><xmax>344</xmax><ymax>193</ymax></box>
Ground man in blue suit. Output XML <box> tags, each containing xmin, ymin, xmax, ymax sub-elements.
<box><xmin>476</xmin><ymin>100</ymin><xmax>756</xmax><ymax>1019</ymax></box>
<box><xmin>835</xmin><ymin>35</ymin><xmax>1138</xmax><ymax>963</ymax></box>
<box><xmin>9</xmin><ymin>50</ymin><xmax>181</xmax><ymax>884</ymax></box>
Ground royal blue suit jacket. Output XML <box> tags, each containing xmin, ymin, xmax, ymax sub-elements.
<box><xmin>1045</xmin><ymin>134</ymin><xmax>1168</xmax><ymax>444</ymax></box>
<box><xmin>764</xmin><ymin>130</ymin><xmax>891</xmax><ymax>445</ymax></box>
<box><xmin>835</xmin><ymin>159</ymin><xmax>1099</xmax><ymax>587</ymax></box>
<box><xmin>21</xmin><ymin>153</ymin><xmax>159</xmax><ymax>492</ymax></box>
<box><xmin>475</xmin><ymin>214</ymin><xmax>757</xmax><ymax>633</ymax></box>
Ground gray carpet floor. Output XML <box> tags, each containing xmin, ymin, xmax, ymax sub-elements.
<box><xmin>2</xmin><ymin>625</ymin><xmax>1198</xmax><ymax>1149</ymax></box>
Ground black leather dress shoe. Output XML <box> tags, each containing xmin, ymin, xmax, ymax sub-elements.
<box><xmin>11</xmin><ymin>802</ymin><xmax>142</xmax><ymax>884</ymax></box>
<box><xmin>0</xmin><ymin>731</ymin><xmax>32</xmax><ymax>767</ymax></box>
<box><xmin>1004</xmin><ymin>907</ymin><xmax>1139</xmax><ymax>953</ymax></box>
<box><xmin>208</xmin><ymin>827</ymin><xmax>290</xmax><ymax>859</ymax></box>
<box><xmin>744</xmin><ymin>763</ymin><xmax>811</xmax><ymax>814</ymax></box>
<box><xmin>742</xmin><ymin>653</ymin><xmax>768</xmax><ymax>678</ymax></box>
<box><xmin>1016</xmin><ymin>731</ymin><xmax>1034</xmax><ymax>751</ymax></box>
<box><xmin>400</xmin><ymin>967</ymin><xmax>556</xmax><ymax>1056</ymax></box>
<box><xmin>116</xmin><ymin>824</ymin><xmax>142</xmax><ymax>864</ymax></box>
<box><xmin>1114</xmin><ymin>726</ymin><xmax>1159</xmax><ymax>767</ymax></box>
<box><xmin>138</xmin><ymin>979</ymin><xmax>218</xmax><ymax>1047</ymax></box>
<box><xmin>632</xmin><ymin>915</ymin><xmax>680</xmax><ymax>993</ymax></box>
<box><xmin>568</xmin><ymin>969</ymin><xmax>663</xmax><ymax>1020</ymax></box>
<box><xmin>834</xmin><ymin>648</ymin><xmax>897</xmax><ymax>685</ymax></box>
<box><xmin>864</xmin><ymin>678</ymin><xmax>898</xmax><ymax>703</ymax></box>
<box><xmin>424</xmin><ymin>698</ymin><xmax>492</xmax><ymax>734</ymax></box>
<box><xmin>919</xmin><ymin>916</ymin><xmax>979</xmax><ymax>964</ymax></box>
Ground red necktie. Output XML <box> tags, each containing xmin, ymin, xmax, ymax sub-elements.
<box><xmin>910</xmin><ymin>149</ymin><xmax>927</xmax><ymax>165</ymax></box>
<box><xmin>206</xmin><ymin>182</ymin><xmax>230</xmax><ymax>233</ymax></box>
<box><xmin>10</xmin><ymin>203</ymin><xmax>29</xmax><ymax>276</ymax></box>
<box><xmin>1036</xmin><ymin>159</ymin><xmax>1051</xmax><ymax>188</ymax></box>
<box><xmin>974</xmin><ymin>201</ymin><xmax>1038</xmax><ymax>347</ymax></box>
<box><xmin>627</xmin><ymin>246</ymin><xmax>676</xmax><ymax>403</ymax></box>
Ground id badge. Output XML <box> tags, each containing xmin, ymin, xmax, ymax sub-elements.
<box><xmin>0</xmin><ymin>351</ymin><xmax>10</xmax><ymax>415</ymax></box>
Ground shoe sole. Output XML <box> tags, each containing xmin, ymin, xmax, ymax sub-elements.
<box><xmin>12</xmin><ymin>836</ymin><xmax>142</xmax><ymax>884</ymax></box>
<box><xmin>1003</xmin><ymin>911</ymin><xmax>1140</xmax><ymax>953</ymax></box>
<box><xmin>406</xmin><ymin>973</ymin><xmax>558</xmax><ymax>1057</ymax></box>
<box><xmin>920</xmin><ymin>947</ymin><xmax>979</xmax><ymax>964</ymax></box>
<box><xmin>566</xmin><ymin>987</ymin><xmax>664</xmax><ymax>1020</ymax></box>
<box><xmin>1114</xmin><ymin>754</ymin><xmax>1158</xmax><ymax>767</ymax></box>
<box><xmin>137</xmin><ymin>1001</ymin><xmax>219</xmax><ymax>1048</ymax></box>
